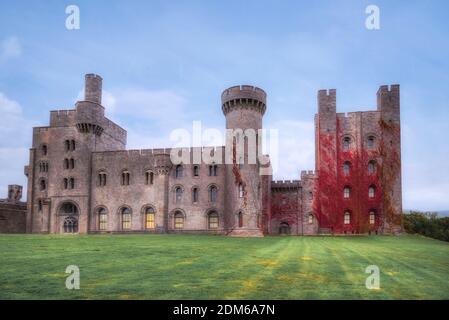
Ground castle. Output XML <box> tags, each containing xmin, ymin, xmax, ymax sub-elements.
<box><xmin>2</xmin><ymin>74</ymin><xmax>402</xmax><ymax>236</ymax></box>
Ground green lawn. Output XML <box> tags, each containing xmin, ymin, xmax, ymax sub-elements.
<box><xmin>0</xmin><ymin>234</ymin><xmax>448</xmax><ymax>299</ymax></box>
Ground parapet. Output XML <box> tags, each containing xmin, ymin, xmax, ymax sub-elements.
<box><xmin>221</xmin><ymin>85</ymin><xmax>267</xmax><ymax>115</ymax></box>
<box><xmin>318</xmin><ymin>89</ymin><xmax>336</xmax><ymax>114</ymax></box>
<box><xmin>300</xmin><ymin>170</ymin><xmax>316</xmax><ymax>179</ymax></box>
<box><xmin>271</xmin><ymin>180</ymin><xmax>301</xmax><ymax>190</ymax></box>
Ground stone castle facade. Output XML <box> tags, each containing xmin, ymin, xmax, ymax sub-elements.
<box><xmin>20</xmin><ymin>74</ymin><xmax>402</xmax><ymax>236</ymax></box>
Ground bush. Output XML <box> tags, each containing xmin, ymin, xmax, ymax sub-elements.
<box><xmin>403</xmin><ymin>211</ymin><xmax>449</xmax><ymax>242</ymax></box>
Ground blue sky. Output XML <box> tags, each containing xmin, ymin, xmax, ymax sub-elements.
<box><xmin>0</xmin><ymin>0</ymin><xmax>448</xmax><ymax>210</ymax></box>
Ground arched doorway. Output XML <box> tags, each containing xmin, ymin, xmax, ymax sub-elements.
<box><xmin>59</xmin><ymin>202</ymin><xmax>79</xmax><ymax>234</ymax></box>
<box><xmin>279</xmin><ymin>222</ymin><xmax>290</xmax><ymax>235</ymax></box>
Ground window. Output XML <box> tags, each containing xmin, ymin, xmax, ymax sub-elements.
<box><xmin>41</xmin><ymin>144</ymin><xmax>47</xmax><ymax>156</ymax></box>
<box><xmin>175</xmin><ymin>186</ymin><xmax>183</xmax><ymax>203</ymax></box>
<box><xmin>70</xmin><ymin>158</ymin><xmax>75</xmax><ymax>169</ymax></box>
<box><xmin>193</xmin><ymin>166</ymin><xmax>199</xmax><ymax>177</ymax></box>
<box><xmin>121</xmin><ymin>207</ymin><xmax>131</xmax><ymax>230</ymax></box>
<box><xmin>367</xmin><ymin>135</ymin><xmax>376</xmax><ymax>148</ymax></box>
<box><xmin>39</xmin><ymin>162</ymin><xmax>48</xmax><ymax>173</ymax></box>
<box><xmin>121</xmin><ymin>171</ymin><xmax>130</xmax><ymax>185</ymax></box>
<box><xmin>208</xmin><ymin>211</ymin><xmax>219</xmax><ymax>229</ymax></box>
<box><xmin>344</xmin><ymin>211</ymin><xmax>351</xmax><ymax>225</ymax></box>
<box><xmin>238</xmin><ymin>183</ymin><xmax>244</xmax><ymax>198</ymax></box>
<box><xmin>308</xmin><ymin>214</ymin><xmax>313</xmax><ymax>224</ymax></box>
<box><xmin>60</xmin><ymin>202</ymin><xmax>78</xmax><ymax>215</ymax></box>
<box><xmin>38</xmin><ymin>199</ymin><xmax>43</xmax><ymax>212</ymax></box>
<box><xmin>175</xmin><ymin>165</ymin><xmax>183</xmax><ymax>178</ymax></box>
<box><xmin>64</xmin><ymin>158</ymin><xmax>69</xmax><ymax>169</ymax></box>
<box><xmin>368</xmin><ymin>160</ymin><xmax>376</xmax><ymax>174</ymax></box>
<box><xmin>63</xmin><ymin>216</ymin><xmax>78</xmax><ymax>233</ymax></box>
<box><xmin>309</xmin><ymin>192</ymin><xmax>313</xmax><ymax>200</ymax></box>
<box><xmin>369</xmin><ymin>185</ymin><xmax>376</xmax><ymax>198</ymax></box>
<box><xmin>238</xmin><ymin>211</ymin><xmax>243</xmax><ymax>228</ymax></box>
<box><xmin>145</xmin><ymin>171</ymin><xmax>154</xmax><ymax>185</ymax></box>
<box><xmin>343</xmin><ymin>137</ymin><xmax>351</xmax><ymax>151</ymax></box>
<box><xmin>209</xmin><ymin>165</ymin><xmax>218</xmax><ymax>176</ymax></box>
<box><xmin>63</xmin><ymin>178</ymin><xmax>68</xmax><ymax>189</ymax></box>
<box><xmin>69</xmin><ymin>178</ymin><xmax>75</xmax><ymax>189</ymax></box>
<box><xmin>98</xmin><ymin>171</ymin><xmax>107</xmax><ymax>187</ymax></box>
<box><xmin>209</xmin><ymin>185</ymin><xmax>217</xmax><ymax>202</ymax></box>
<box><xmin>145</xmin><ymin>207</ymin><xmax>155</xmax><ymax>229</ymax></box>
<box><xmin>174</xmin><ymin>211</ymin><xmax>184</xmax><ymax>229</ymax></box>
<box><xmin>65</xmin><ymin>140</ymin><xmax>76</xmax><ymax>151</ymax></box>
<box><xmin>369</xmin><ymin>211</ymin><xmax>376</xmax><ymax>225</ymax></box>
<box><xmin>343</xmin><ymin>161</ymin><xmax>351</xmax><ymax>176</ymax></box>
<box><xmin>343</xmin><ymin>186</ymin><xmax>351</xmax><ymax>199</ymax></box>
<box><xmin>98</xmin><ymin>208</ymin><xmax>107</xmax><ymax>230</ymax></box>
<box><xmin>192</xmin><ymin>187</ymin><xmax>199</xmax><ymax>203</ymax></box>
<box><xmin>39</xmin><ymin>179</ymin><xmax>46</xmax><ymax>191</ymax></box>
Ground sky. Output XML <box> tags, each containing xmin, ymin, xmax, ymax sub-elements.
<box><xmin>0</xmin><ymin>0</ymin><xmax>448</xmax><ymax>211</ymax></box>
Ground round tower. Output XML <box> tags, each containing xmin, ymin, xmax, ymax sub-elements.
<box><xmin>84</xmin><ymin>74</ymin><xmax>102</xmax><ymax>104</ymax></box>
<box><xmin>222</xmin><ymin>85</ymin><xmax>267</xmax><ymax>237</ymax></box>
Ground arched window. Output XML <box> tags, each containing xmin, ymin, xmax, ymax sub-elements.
<box><xmin>208</xmin><ymin>211</ymin><xmax>219</xmax><ymax>229</ymax></box>
<box><xmin>343</xmin><ymin>161</ymin><xmax>351</xmax><ymax>175</ymax></box>
<box><xmin>367</xmin><ymin>135</ymin><xmax>376</xmax><ymax>148</ymax></box>
<box><xmin>71</xmin><ymin>140</ymin><xmax>76</xmax><ymax>151</ymax></box>
<box><xmin>98</xmin><ymin>171</ymin><xmax>107</xmax><ymax>187</ymax></box>
<box><xmin>308</xmin><ymin>191</ymin><xmax>313</xmax><ymax>200</ymax></box>
<box><xmin>209</xmin><ymin>165</ymin><xmax>218</xmax><ymax>176</ymax></box>
<box><xmin>63</xmin><ymin>216</ymin><xmax>78</xmax><ymax>233</ymax></box>
<box><xmin>65</xmin><ymin>140</ymin><xmax>76</xmax><ymax>151</ymax></box>
<box><xmin>238</xmin><ymin>183</ymin><xmax>244</xmax><ymax>198</ymax></box>
<box><xmin>64</xmin><ymin>158</ymin><xmax>69</xmax><ymax>169</ymax></box>
<box><xmin>369</xmin><ymin>211</ymin><xmax>376</xmax><ymax>225</ymax></box>
<box><xmin>369</xmin><ymin>185</ymin><xmax>376</xmax><ymax>198</ymax></box>
<box><xmin>192</xmin><ymin>187</ymin><xmax>199</xmax><ymax>203</ymax></box>
<box><xmin>174</xmin><ymin>211</ymin><xmax>184</xmax><ymax>229</ymax></box>
<box><xmin>368</xmin><ymin>160</ymin><xmax>376</xmax><ymax>174</ymax></box>
<box><xmin>175</xmin><ymin>186</ymin><xmax>183</xmax><ymax>203</ymax></box>
<box><xmin>344</xmin><ymin>211</ymin><xmax>351</xmax><ymax>225</ymax></box>
<box><xmin>308</xmin><ymin>213</ymin><xmax>314</xmax><ymax>224</ymax></box>
<box><xmin>39</xmin><ymin>178</ymin><xmax>47</xmax><ymax>191</ymax></box>
<box><xmin>121</xmin><ymin>207</ymin><xmax>131</xmax><ymax>230</ymax></box>
<box><xmin>343</xmin><ymin>186</ymin><xmax>351</xmax><ymax>199</ymax></box>
<box><xmin>65</xmin><ymin>140</ymin><xmax>70</xmax><ymax>151</ymax></box>
<box><xmin>70</xmin><ymin>158</ymin><xmax>75</xmax><ymax>169</ymax></box>
<box><xmin>63</xmin><ymin>178</ymin><xmax>68</xmax><ymax>189</ymax></box>
<box><xmin>343</xmin><ymin>137</ymin><xmax>351</xmax><ymax>151</ymax></box>
<box><xmin>238</xmin><ymin>211</ymin><xmax>243</xmax><ymax>228</ymax></box>
<box><xmin>213</xmin><ymin>165</ymin><xmax>218</xmax><ymax>176</ymax></box>
<box><xmin>175</xmin><ymin>165</ymin><xmax>183</xmax><ymax>178</ymax></box>
<box><xmin>121</xmin><ymin>171</ymin><xmax>130</xmax><ymax>185</ymax></box>
<box><xmin>98</xmin><ymin>208</ymin><xmax>107</xmax><ymax>230</ymax></box>
<box><xmin>209</xmin><ymin>185</ymin><xmax>217</xmax><ymax>202</ymax></box>
<box><xmin>145</xmin><ymin>207</ymin><xmax>155</xmax><ymax>229</ymax></box>
<box><xmin>41</xmin><ymin>144</ymin><xmax>47</xmax><ymax>156</ymax></box>
<box><xmin>193</xmin><ymin>165</ymin><xmax>199</xmax><ymax>177</ymax></box>
<box><xmin>145</xmin><ymin>171</ymin><xmax>154</xmax><ymax>185</ymax></box>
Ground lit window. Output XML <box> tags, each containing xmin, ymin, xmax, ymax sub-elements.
<box><xmin>121</xmin><ymin>207</ymin><xmax>131</xmax><ymax>230</ymax></box>
<box><xmin>98</xmin><ymin>208</ymin><xmax>107</xmax><ymax>230</ymax></box>
<box><xmin>369</xmin><ymin>185</ymin><xmax>376</xmax><ymax>198</ymax></box>
<box><xmin>174</xmin><ymin>211</ymin><xmax>184</xmax><ymax>229</ymax></box>
<box><xmin>369</xmin><ymin>211</ymin><xmax>375</xmax><ymax>225</ymax></box>
<box><xmin>208</xmin><ymin>211</ymin><xmax>219</xmax><ymax>229</ymax></box>
<box><xmin>344</xmin><ymin>211</ymin><xmax>351</xmax><ymax>225</ymax></box>
<box><xmin>343</xmin><ymin>186</ymin><xmax>351</xmax><ymax>199</ymax></box>
<box><xmin>145</xmin><ymin>207</ymin><xmax>155</xmax><ymax>229</ymax></box>
<box><xmin>343</xmin><ymin>161</ymin><xmax>351</xmax><ymax>175</ymax></box>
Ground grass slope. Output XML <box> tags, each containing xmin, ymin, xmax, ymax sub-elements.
<box><xmin>0</xmin><ymin>234</ymin><xmax>448</xmax><ymax>299</ymax></box>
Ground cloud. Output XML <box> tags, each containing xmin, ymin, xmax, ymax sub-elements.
<box><xmin>0</xmin><ymin>36</ymin><xmax>21</xmax><ymax>63</ymax></box>
<box><xmin>0</xmin><ymin>93</ymin><xmax>35</xmax><ymax>200</ymax></box>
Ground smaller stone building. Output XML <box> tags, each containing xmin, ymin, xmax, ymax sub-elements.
<box><xmin>0</xmin><ymin>185</ymin><xmax>27</xmax><ymax>233</ymax></box>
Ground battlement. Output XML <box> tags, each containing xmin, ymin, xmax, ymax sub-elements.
<box><xmin>271</xmin><ymin>180</ymin><xmax>301</xmax><ymax>190</ymax></box>
<box><xmin>300</xmin><ymin>170</ymin><xmax>316</xmax><ymax>179</ymax></box>
<box><xmin>49</xmin><ymin>109</ymin><xmax>76</xmax><ymax>126</ymax></box>
<box><xmin>377</xmin><ymin>84</ymin><xmax>400</xmax><ymax>94</ymax></box>
<box><xmin>221</xmin><ymin>85</ymin><xmax>267</xmax><ymax>115</ymax></box>
<box><xmin>318</xmin><ymin>89</ymin><xmax>336</xmax><ymax>115</ymax></box>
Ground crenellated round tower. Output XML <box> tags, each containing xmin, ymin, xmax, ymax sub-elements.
<box><xmin>222</xmin><ymin>85</ymin><xmax>266</xmax><ymax>237</ymax></box>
